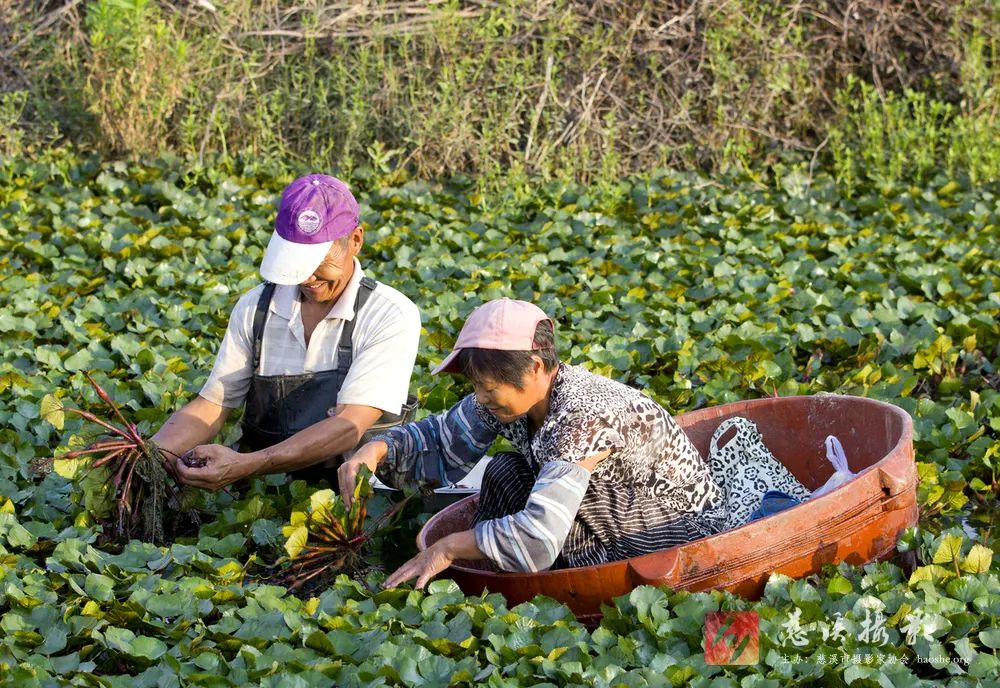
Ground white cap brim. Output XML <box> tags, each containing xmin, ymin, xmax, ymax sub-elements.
<box><xmin>259</xmin><ymin>231</ymin><xmax>333</xmax><ymax>285</ymax></box>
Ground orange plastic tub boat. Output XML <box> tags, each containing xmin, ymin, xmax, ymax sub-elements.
<box><xmin>417</xmin><ymin>395</ymin><xmax>917</xmax><ymax>622</ymax></box>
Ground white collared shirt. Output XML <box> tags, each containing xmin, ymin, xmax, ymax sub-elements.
<box><xmin>199</xmin><ymin>258</ymin><xmax>421</xmax><ymax>414</ymax></box>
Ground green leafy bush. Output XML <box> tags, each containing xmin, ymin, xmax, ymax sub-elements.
<box><xmin>84</xmin><ymin>0</ymin><xmax>189</xmax><ymax>156</ymax></box>
<box><xmin>3</xmin><ymin>1</ymin><xmax>997</xmax><ymax>184</ymax></box>
<box><xmin>827</xmin><ymin>77</ymin><xmax>1000</xmax><ymax>189</ymax></box>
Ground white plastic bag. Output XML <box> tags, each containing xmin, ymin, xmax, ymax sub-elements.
<box><xmin>809</xmin><ymin>435</ymin><xmax>857</xmax><ymax>499</ymax></box>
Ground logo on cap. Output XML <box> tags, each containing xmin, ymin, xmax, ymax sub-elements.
<box><xmin>297</xmin><ymin>210</ymin><xmax>321</xmax><ymax>235</ymax></box>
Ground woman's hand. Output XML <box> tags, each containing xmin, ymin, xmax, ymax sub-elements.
<box><xmin>338</xmin><ymin>440</ymin><xmax>388</xmax><ymax>508</ymax></box>
<box><xmin>384</xmin><ymin>530</ymin><xmax>484</xmax><ymax>589</ymax></box>
<box><xmin>384</xmin><ymin>540</ymin><xmax>457</xmax><ymax>590</ymax></box>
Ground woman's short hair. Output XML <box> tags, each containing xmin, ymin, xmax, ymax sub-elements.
<box><xmin>457</xmin><ymin>320</ymin><xmax>559</xmax><ymax>388</ymax></box>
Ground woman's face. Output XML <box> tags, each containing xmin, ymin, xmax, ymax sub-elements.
<box><xmin>471</xmin><ymin>358</ymin><xmax>550</xmax><ymax>423</ymax></box>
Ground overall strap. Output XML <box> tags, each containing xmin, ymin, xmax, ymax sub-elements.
<box><xmin>336</xmin><ymin>276</ymin><xmax>378</xmax><ymax>370</ymax></box>
<box><xmin>251</xmin><ymin>282</ymin><xmax>277</xmax><ymax>373</ymax></box>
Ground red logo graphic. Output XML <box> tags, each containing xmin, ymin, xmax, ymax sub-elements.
<box><xmin>704</xmin><ymin>611</ymin><xmax>759</xmax><ymax>665</ymax></box>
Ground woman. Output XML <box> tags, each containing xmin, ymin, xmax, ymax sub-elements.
<box><xmin>339</xmin><ymin>298</ymin><xmax>728</xmax><ymax>589</ymax></box>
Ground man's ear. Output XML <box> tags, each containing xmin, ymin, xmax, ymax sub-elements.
<box><xmin>349</xmin><ymin>225</ymin><xmax>365</xmax><ymax>254</ymax></box>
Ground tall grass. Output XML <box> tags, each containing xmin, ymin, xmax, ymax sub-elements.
<box><xmin>84</xmin><ymin>0</ymin><xmax>188</xmax><ymax>156</ymax></box>
<box><xmin>1</xmin><ymin>0</ymin><xmax>997</xmax><ymax>188</ymax></box>
<box><xmin>827</xmin><ymin>10</ymin><xmax>1000</xmax><ymax>189</ymax></box>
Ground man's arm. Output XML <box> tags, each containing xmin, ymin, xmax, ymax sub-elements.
<box><xmin>175</xmin><ymin>403</ymin><xmax>383</xmax><ymax>490</ymax></box>
<box><xmin>151</xmin><ymin>395</ymin><xmax>233</xmax><ymax>461</ymax></box>
<box><xmin>251</xmin><ymin>403</ymin><xmax>383</xmax><ymax>474</ymax></box>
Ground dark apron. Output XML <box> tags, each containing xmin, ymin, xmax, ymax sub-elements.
<box><xmin>239</xmin><ymin>277</ymin><xmax>416</xmax><ymax>485</ymax></box>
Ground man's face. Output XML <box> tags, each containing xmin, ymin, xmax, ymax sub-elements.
<box><xmin>298</xmin><ymin>228</ymin><xmax>363</xmax><ymax>304</ymax></box>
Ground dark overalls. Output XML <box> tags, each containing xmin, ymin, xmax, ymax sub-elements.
<box><xmin>239</xmin><ymin>277</ymin><xmax>415</xmax><ymax>485</ymax></box>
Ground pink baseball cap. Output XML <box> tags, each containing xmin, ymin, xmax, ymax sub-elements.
<box><xmin>433</xmin><ymin>298</ymin><xmax>554</xmax><ymax>375</ymax></box>
<box><xmin>259</xmin><ymin>174</ymin><xmax>360</xmax><ymax>285</ymax></box>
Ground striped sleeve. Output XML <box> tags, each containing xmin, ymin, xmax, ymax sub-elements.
<box><xmin>372</xmin><ymin>394</ymin><xmax>497</xmax><ymax>490</ymax></box>
<box><xmin>474</xmin><ymin>461</ymin><xmax>591</xmax><ymax>572</ymax></box>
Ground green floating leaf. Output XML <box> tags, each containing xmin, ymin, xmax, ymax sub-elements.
<box><xmin>960</xmin><ymin>544</ymin><xmax>994</xmax><ymax>574</ymax></box>
<box><xmin>40</xmin><ymin>393</ymin><xmax>64</xmax><ymax>430</ymax></box>
<box><xmin>103</xmin><ymin>626</ymin><xmax>137</xmax><ymax>654</ymax></box>
<box><xmin>64</xmin><ymin>349</ymin><xmax>94</xmax><ymax>371</ymax></box>
<box><xmin>0</xmin><ymin>513</ymin><xmax>38</xmax><ymax>549</ymax></box>
<box><xmin>53</xmin><ymin>457</ymin><xmax>84</xmax><ymax>480</ymax></box>
<box><xmin>38</xmin><ymin>625</ymin><xmax>69</xmax><ymax>656</ymax></box>
<box><xmin>284</xmin><ymin>525</ymin><xmax>309</xmax><ymax>559</ymax></box>
<box><xmin>85</xmin><ymin>572</ymin><xmax>116</xmax><ymax>601</ymax></box>
<box><xmin>969</xmin><ymin>653</ymin><xmax>1000</xmax><ymax>679</ymax></box>
<box><xmin>931</xmin><ymin>534</ymin><xmax>963</xmax><ymax>565</ymax></box>
<box><xmin>827</xmin><ymin>575</ymin><xmax>854</xmax><ymax>596</ymax></box>
<box><xmin>145</xmin><ymin>592</ymin><xmax>195</xmax><ymax>618</ymax></box>
<box><xmin>131</xmin><ymin>635</ymin><xmax>168</xmax><ymax>660</ymax></box>
<box><xmin>908</xmin><ymin>564</ymin><xmax>952</xmax><ymax>585</ymax></box>
<box><xmin>979</xmin><ymin>628</ymin><xmax>1000</xmax><ymax>650</ymax></box>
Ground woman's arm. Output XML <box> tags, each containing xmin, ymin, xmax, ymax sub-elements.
<box><xmin>338</xmin><ymin>394</ymin><xmax>498</xmax><ymax>507</ymax></box>
<box><xmin>478</xmin><ymin>450</ymin><xmax>609</xmax><ymax>572</ymax></box>
<box><xmin>384</xmin><ymin>530</ymin><xmax>483</xmax><ymax>589</ymax></box>
<box><xmin>384</xmin><ymin>451</ymin><xmax>611</xmax><ymax>587</ymax></box>
<box><xmin>475</xmin><ymin>458</ymin><xmax>595</xmax><ymax>572</ymax></box>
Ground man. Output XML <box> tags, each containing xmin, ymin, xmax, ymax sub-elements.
<box><xmin>153</xmin><ymin>174</ymin><xmax>420</xmax><ymax>491</ymax></box>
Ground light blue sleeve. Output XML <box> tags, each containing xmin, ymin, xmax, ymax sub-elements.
<box><xmin>474</xmin><ymin>461</ymin><xmax>591</xmax><ymax>572</ymax></box>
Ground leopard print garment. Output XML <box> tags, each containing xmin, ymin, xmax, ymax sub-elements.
<box><xmin>472</xmin><ymin>363</ymin><xmax>729</xmax><ymax>568</ymax></box>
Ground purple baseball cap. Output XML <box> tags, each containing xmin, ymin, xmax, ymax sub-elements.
<box><xmin>259</xmin><ymin>174</ymin><xmax>361</xmax><ymax>285</ymax></box>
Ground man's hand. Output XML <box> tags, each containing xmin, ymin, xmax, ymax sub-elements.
<box><xmin>176</xmin><ymin>444</ymin><xmax>254</xmax><ymax>491</ymax></box>
<box><xmin>338</xmin><ymin>440</ymin><xmax>387</xmax><ymax>508</ymax></box>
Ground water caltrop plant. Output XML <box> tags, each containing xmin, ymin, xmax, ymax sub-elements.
<box><xmin>33</xmin><ymin>373</ymin><xmax>195</xmax><ymax>545</ymax></box>
<box><xmin>279</xmin><ymin>466</ymin><xmax>412</xmax><ymax>593</ymax></box>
